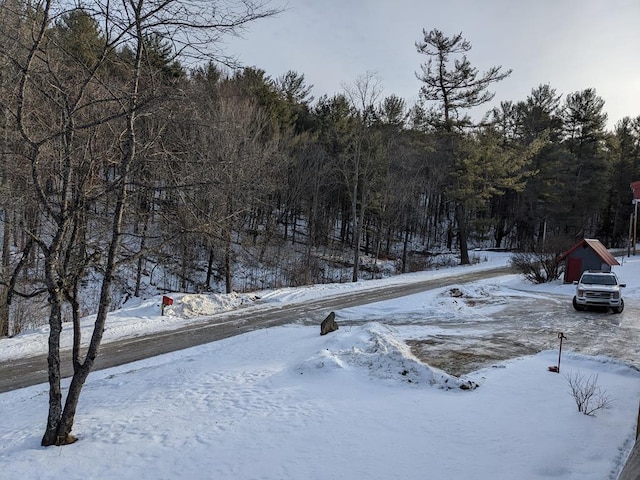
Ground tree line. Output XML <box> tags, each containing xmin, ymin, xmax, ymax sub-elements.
<box><xmin>2</xmin><ymin>2</ymin><xmax>639</xmax><ymax>330</ymax></box>
<box><xmin>0</xmin><ymin>0</ymin><xmax>638</xmax><ymax>446</ymax></box>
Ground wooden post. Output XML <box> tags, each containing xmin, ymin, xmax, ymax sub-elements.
<box><xmin>634</xmin><ymin>200</ymin><xmax>638</xmax><ymax>256</ymax></box>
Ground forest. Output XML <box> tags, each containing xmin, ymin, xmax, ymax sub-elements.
<box><xmin>0</xmin><ymin>0</ymin><xmax>639</xmax><ymax>341</ymax></box>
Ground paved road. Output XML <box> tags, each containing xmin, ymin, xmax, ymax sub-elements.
<box><xmin>0</xmin><ymin>266</ymin><xmax>514</xmax><ymax>393</ymax></box>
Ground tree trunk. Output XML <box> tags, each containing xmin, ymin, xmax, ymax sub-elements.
<box><xmin>0</xmin><ymin>74</ymin><xmax>9</xmax><ymax>336</ymax></box>
<box><xmin>134</xmin><ymin>211</ymin><xmax>150</xmax><ymax>297</ymax></box>
<box><xmin>373</xmin><ymin>224</ymin><xmax>382</xmax><ymax>279</ymax></box>
<box><xmin>446</xmin><ymin>223</ymin><xmax>454</xmax><ymax>251</ymax></box>
<box><xmin>224</xmin><ymin>230</ymin><xmax>232</xmax><ymax>293</ymax></box>
<box><xmin>456</xmin><ymin>202</ymin><xmax>470</xmax><ymax>265</ymax></box>
<box><xmin>180</xmin><ymin>241</ymin><xmax>189</xmax><ymax>291</ymax></box>
<box><xmin>351</xmin><ymin>174</ymin><xmax>360</xmax><ymax>282</ymax></box>
<box><xmin>402</xmin><ymin>221</ymin><xmax>410</xmax><ymax>274</ymax></box>
<box><xmin>224</xmin><ymin>194</ymin><xmax>233</xmax><ymax>294</ymax></box>
<box><xmin>40</xmin><ymin>290</ymin><xmax>65</xmax><ymax>446</ymax></box>
<box><xmin>205</xmin><ymin>245</ymin><xmax>215</xmax><ymax>289</ymax></box>
<box><xmin>0</xmin><ymin>206</ymin><xmax>10</xmax><ymax>337</ymax></box>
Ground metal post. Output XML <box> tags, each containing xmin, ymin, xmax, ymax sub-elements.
<box><xmin>557</xmin><ymin>332</ymin><xmax>566</xmax><ymax>373</ymax></box>
<box><xmin>630</xmin><ymin>213</ymin><xmax>634</xmax><ymax>258</ymax></box>
<box><xmin>548</xmin><ymin>332</ymin><xmax>567</xmax><ymax>373</ymax></box>
<box><xmin>634</xmin><ymin>200</ymin><xmax>638</xmax><ymax>256</ymax></box>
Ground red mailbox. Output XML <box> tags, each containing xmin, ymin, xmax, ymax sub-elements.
<box><xmin>161</xmin><ymin>296</ymin><xmax>174</xmax><ymax>316</ymax></box>
<box><xmin>162</xmin><ymin>296</ymin><xmax>174</xmax><ymax>306</ymax></box>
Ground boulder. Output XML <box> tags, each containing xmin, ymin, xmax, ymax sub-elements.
<box><xmin>320</xmin><ymin>312</ymin><xmax>339</xmax><ymax>336</ymax></box>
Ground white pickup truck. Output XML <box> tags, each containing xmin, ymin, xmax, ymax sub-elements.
<box><xmin>572</xmin><ymin>270</ymin><xmax>625</xmax><ymax>313</ymax></box>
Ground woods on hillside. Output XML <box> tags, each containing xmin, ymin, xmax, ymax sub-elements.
<box><xmin>0</xmin><ymin>1</ymin><xmax>638</xmax><ymax>327</ymax></box>
<box><xmin>0</xmin><ymin>0</ymin><xmax>639</xmax><ymax>445</ymax></box>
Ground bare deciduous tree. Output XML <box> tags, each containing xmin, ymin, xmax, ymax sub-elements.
<box><xmin>342</xmin><ymin>72</ymin><xmax>384</xmax><ymax>281</ymax></box>
<box><xmin>5</xmin><ymin>0</ymin><xmax>279</xmax><ymax>446</ymax></box>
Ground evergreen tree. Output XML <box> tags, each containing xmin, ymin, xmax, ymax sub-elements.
<box><xmin>275</xmin><ymin>70</ymin><xmax>314</xmax><ymax>133</ymax></box>
<box><xmin>600</xmin><ymin>117</ymin><xmax>640</xmax><ymax>245</ymax></box>
<box><xmin>415</xmin><ymin>28</ymin><xmax>511</xmax><ymax>263</ymax></box>
<box><xmin>561</xmin><ymin>88</ymin><xmax>608</xmax><ymax>237</ymax></box>
<box><xmin>54</xmin><ymin>8</ymin><xmax>105</xmax><ymax>69</ymax></box>
<box><xmin>512</xmin><ymin>84</ymin><xmax>566</xmax><ymax>248</ymax></box>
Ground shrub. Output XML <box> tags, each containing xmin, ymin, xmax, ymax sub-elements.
<box><xmin>510</xmin><ymin>251</ymin><xmax>564</xmax><ymax>283</ymax></box>
<box><xmin>565</xmin><ymin>372</ymin><xmax>613</xmax><ymax>417</ymax></box>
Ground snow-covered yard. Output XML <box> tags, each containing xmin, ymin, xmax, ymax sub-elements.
<box><xmin>1</xmin><ymin>252</ymin><xmax>640</xmax><ymax>479</ymax></box>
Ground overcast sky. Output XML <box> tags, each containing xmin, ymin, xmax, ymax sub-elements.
<box><xmin>224</xmin><ymin>0</ymin><xmax>640</xmax><ymax>129</ymax></box>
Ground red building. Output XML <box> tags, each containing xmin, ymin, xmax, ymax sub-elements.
<box><xmin>559</xmin><ymin>238</ymin><xmax>620</xmax><ymax>283</ymax></box>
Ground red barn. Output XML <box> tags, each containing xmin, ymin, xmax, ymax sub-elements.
<box><xmin>559</xmin><ymin>238</ymin><xmax>620</xmax><ymax>283</ymax></box>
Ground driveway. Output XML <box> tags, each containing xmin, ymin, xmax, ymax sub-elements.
<box><xmin>406</xmin><ymin>296</ymin><xmax>640</xmax><ymax>376</ymax></box>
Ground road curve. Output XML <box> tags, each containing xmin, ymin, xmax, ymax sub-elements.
<box><xmin>0</xmin><ymin>266</ymin><xmax>514</xmax><ymax>393</ymax></box>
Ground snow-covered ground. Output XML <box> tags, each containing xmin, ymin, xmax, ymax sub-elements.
<box><xmin>1</xmin><ymin>251</ymin><xmax>640</xmax><ymax>479</ymax></box>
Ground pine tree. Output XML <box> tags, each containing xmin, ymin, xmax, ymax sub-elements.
<box><xmin>415</xmin><ymin>28</ymin><xmax>511</xmax><ymax>263</ymax></box>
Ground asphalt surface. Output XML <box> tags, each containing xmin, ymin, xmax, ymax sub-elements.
<box><xmin>0</xmin><ymin>266</ymin><xmax>514</xmax><ymax>393</ymax></box>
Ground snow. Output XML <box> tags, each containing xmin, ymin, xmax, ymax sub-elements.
<box><xmin>1</xmin><ymin>251</ymin><xmax>640</xmax><ymax>479</ymax></box>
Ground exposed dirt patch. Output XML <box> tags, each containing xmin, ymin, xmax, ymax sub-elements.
<box><xmin>408</xmin><ymin>335</ymin><xmax>539</xmax><ymax>377</ymax></box>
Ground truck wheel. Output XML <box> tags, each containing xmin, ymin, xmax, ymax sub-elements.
<box><xmin>573</xmin><ymin>296</ymin><xmax>586</xmax><ymax>311</ymax></box>
<box><xmin>612</xmin><ymin>299</ymin><xmax>624</xmax><ymax>314</ymax></box>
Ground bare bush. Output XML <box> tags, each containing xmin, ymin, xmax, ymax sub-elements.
<box><xmin>510</xmin><ymin>237</ymin><xmax>571</xmax><ymax>283</ymax></box>
<box><xmin>510</xmin><ymin>251</ymin><xmax>563</xmax><ymax>283</ymax></box>
<box><xmin>565</xmin><ymin>372</ymin><xmax>613</xmax><ymax>416</ymax></box>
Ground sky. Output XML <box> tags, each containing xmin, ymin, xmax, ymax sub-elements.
<box><xmin>2</xmin><ymin>253</ymin><xmax>640</xmax><ymax>478</ymax></box>
<box><xmin>225</xmin><ymin>0</ymin><xmax>640</xmax><ymax>129</ymax></box>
